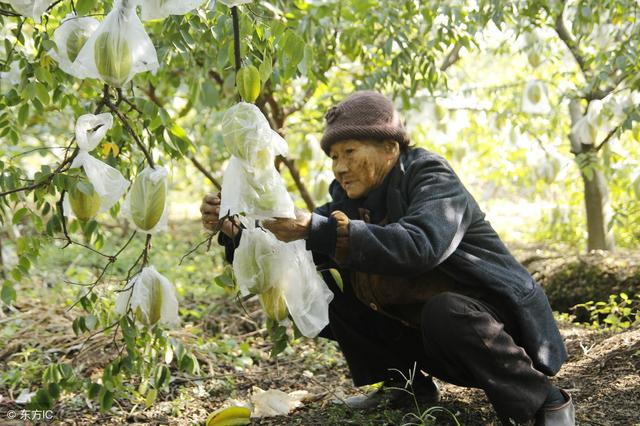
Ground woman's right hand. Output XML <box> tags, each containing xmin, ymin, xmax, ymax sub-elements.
<box><xmin>200</xmin><ymin>193</ymin><xmax>239</xmax><ymax>238</ymax></box>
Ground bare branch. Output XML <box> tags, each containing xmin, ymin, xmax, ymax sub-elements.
<box><xmin>189</xmin><ymin>156</ymin><xmax>221</xmax><ymax>190</ymax></box>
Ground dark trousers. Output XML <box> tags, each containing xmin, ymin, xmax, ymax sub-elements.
<box><xmin>319</xmin><ymin>279</ymin><xmax>551</xmax><ymax>422</ymax></box>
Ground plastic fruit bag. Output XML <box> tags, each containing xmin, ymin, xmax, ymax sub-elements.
<box><xmin>232</xmin><ymin>225</ymin><xmax>333</xmax><ymax>336</ymax></box>
<box><xmin>138</xmin><ymin>0</ymin><xmax>205</xmax><ymax>21</ymax></box>
<box><xmin>121</xmin><ymin>166</ymin><xmax>169</xmax><ymax>234</ymax></box>
<box><xmin>115</xmin><ymin>266</ymin><xmax>179</xmax><ymax>327</ymax></box>
<box><xmin>221</xmin><ymin>102</ymin><xmax>288</xmax><ymax>169</ymax></box>
<box><xmin>259</xmin><ymin>287</ymin><xmax>289</xmax><ymax>322</ymax></box>
<box><xmin>63</xmin><ymin>113</ymin><xmax>129</xmax><ymax>220</ymax></box>
<box><xmin>74</xmin><ymin>0</ymin><xmax>159</xmax><ymax>88</ymax></box>
<box><xmin>49</xmin><ymin>14</ymin><xmax>100</xmax><ymax>78</ymax></box>
<box><xmin>233</xmin><ymin>226</ymin><xmax>279</xmax><ymax>295</ymax></box>
<box><xmin>220</xmin><ymin>157</ymin><xmax>295</xmax><ymax>219</ymax></box>
<box><xmin>272</xmin><ymin>240</ymin><xmax>334</xmax><ymax>337</ymax></box>
<box><xmin>521</xmin><ymin>80</ymin><xmax>550</xmax><ymax>115</ymax></box>
<box><xmin>5</xmin><ymin>0</ymin><xmax>50</xmax><ymax>23</ymax></box>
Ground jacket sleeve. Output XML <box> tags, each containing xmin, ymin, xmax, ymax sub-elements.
<box><xmin>346</xmin><ymin>156</ymin><xmax>472</xmax><ymax>276</ymax></box>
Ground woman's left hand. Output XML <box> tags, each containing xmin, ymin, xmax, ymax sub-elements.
<box><xmin>262</xmin><ymin>208</ymin><xmax>312</xmax><ymax>242</ymax></box>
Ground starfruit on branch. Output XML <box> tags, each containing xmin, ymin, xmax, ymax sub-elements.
<box><xmin>122</xmin><ymin>166</ymin><xmax>169</xmax><ymax>234</ymax></box>
<box><xmin>67</xmin><ymin>177</ymin><xmax>102</xmax><ymax>221</ymax></box>
<box><xmin>115</xmin><ymin>266</ymin><xmax>179</xmax><ymax>328</ymax></box>
<box><xmin>94</xmin><ymin>31</ymin><xmax>133</xmax><ymax>88</ymax></box>
<box><xmin>236</xmin><ymin>65</ymin><xmax>261</xmax><ymax>103</ymax></box>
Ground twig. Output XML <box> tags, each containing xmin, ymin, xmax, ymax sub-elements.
<box><xmin>189</xmin><ymin>156</ymin><xmax>221</xmax><ymax>189</ymax></box>
<box><xmin>231</xmin><ymin>7</ymin><xmax>242</xmax><ymax>73</ymax></box>
<box><xmin>105</xmin><ymin>97</ymin><xmax>155</xmax><ymax>168</ymax></box>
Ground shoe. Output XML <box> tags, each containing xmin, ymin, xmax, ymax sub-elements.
<box><xmin>534</xmin><ymin>389</ymin><xmax>575</xmax><ymax>426</ymax></box>
<box><xmin>344</xmin><ymin>378</ymin><xmax>440</xmax><ymax>410</ymax></box>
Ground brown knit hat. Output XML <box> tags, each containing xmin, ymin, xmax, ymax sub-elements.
<box><xmin>320</xmin><ymin>91</ymin><xmax>409</xmax><ymax>155</ymax></box>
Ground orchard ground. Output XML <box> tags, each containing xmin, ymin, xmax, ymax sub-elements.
<box><xmin>0</xmin><ymin>214</ymin><xmax>639</xmax><ymax>425</ymax></box>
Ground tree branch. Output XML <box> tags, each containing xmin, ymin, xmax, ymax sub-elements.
<box><xmin>554</xmin><ymin>3</ymin><xmax>588</xmax><ymax>77</ymax></box>
<box><xmin>440</xmin><ymin>44</ymin><xmax>462</xmax><ymax>71</ymax></box>
<box><xmin>189</xmin><ymin>156</ymin><xmax>221</xmax><ymax>190</ymax></box>
<box><xmin>231</xmin><ymin>7</ymin><xmax>242</xmax><ymax>73</ymax></box>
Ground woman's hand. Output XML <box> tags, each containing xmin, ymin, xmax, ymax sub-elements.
<box><xmin>200</xmin><ymin>193</ymin><xmax>239</xmax><ymax>238</ymax></box>
<box><xmin>262</xmin><ymin>208</ymin><xmax>312</xmax><ymax>242</ymax></box>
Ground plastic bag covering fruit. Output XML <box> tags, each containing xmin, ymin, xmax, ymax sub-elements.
<box><xmin>206</xmin><ymin>406</ymin><xmax>251</xmax><ymax>426</ymax></box>
<box><xmin>220</xmin><ymin>157</ymin><xmax>295</xmax><ymax>219</ymax></box>
<box><xmin>259</xmin><ymin>287</ymin><xmax>289</xmax><ymax>322</ymax></box>
<box><xmin>74</xmin><ymin>0</ymin><xmax>159</xmax><ymax>88</ymax></box>
<box><xmin>49</xmin><ymin>14</ymin><xmax>99</xmax><ymax>78</ymax></box>
<box><xmin>221</xmin><ymin>102</ymin><xmax>288</xmax><ymax>168</ymax></box>
<box><xmin>63</xmin><ymin>113</ymin><xmax>129</xmax><ymax>219</ymax></box>
<box><xmin>94</xmin><ymin>31</ymin><xmax>132</xmax><ymax>87</ymax></box>
<box><xmin>68</xmin><ymin>178</ymin><xmax>102</xmax><ymax>221</ymax></box>
<box><xmin>115</xmin><ymin>266</ymin><xmax>179</xmax><ymax>327</ymax></box>
<box><xmin>236</xmin><ymin>65</ymin><xmax>261</xmax><ymax>103</ymax></box>
<box><xmin>122</xmin><ymin>166</ymin><xmax>169</xmax><ymax>234</ymax></box>
<box><xmin>232</xmin><ymin>225</ymin><xmax>334</xmax><ymax>336</ymax></box>
<box><xmin>233</xmin><ymin>227</ymin><xmax>279</xmax><ymax>295</ymax></box>
<box><xmin>138</xmin><ymin>0</ymin><xmax>205</xmax><ymax>21</ymax></box>
<box><xmin>521</xmin><ymin>80</ymin><xmax>550</xmax><ymax>115</ymax></box>
<box><xmin>5</xmin><ymin>0</ymin><xmax>50</xmax><ymax>23</ymax></box>
<box><xmin>0</xmin><ymin>62</ymin><xmax>21</xmax><ymax>95</ymax></box>
<box><xmin>571</xmin><ymin>99</ymin><xmax>607</xmax><ymax>146</ymax></box>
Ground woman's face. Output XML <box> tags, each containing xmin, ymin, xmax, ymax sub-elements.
<box><xmin>329</xmin><ymin>139</ymin><xmax>399</xmax><ymax>199</ymax></box>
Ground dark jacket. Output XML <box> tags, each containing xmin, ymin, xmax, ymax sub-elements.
<box><xmin>304</xmin><ymin>147</ymin><xmax>567</xmax><ymax>376</ymax></box>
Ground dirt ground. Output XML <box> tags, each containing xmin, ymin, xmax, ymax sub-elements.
<box><xmin>1</xmin><ymin>293</ymin><xmax>639</xmax><ymax>426</ymax></box>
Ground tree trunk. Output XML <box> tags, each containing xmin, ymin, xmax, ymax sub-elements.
<box><xmin>568</xmin><ymin>100</ymin><xmax>615</xmax><ymax>252</ymax></box>
<box><xmin>580</xmin><ymin>159</ymin><xmax>615</xmax><ymax>251</ymax></box>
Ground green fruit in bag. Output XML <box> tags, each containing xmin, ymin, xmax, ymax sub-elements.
<box><xmin>130</xmin><ymin>171</ymin><xmax>167</xmax><ymax>231</ymax></box>
<box><xmin>66</xmin><ymin>28</ymin><xmax>89</xmax><ymax>63</ymax></box>
<box><xmin>236</xmin><ymin>65</ymin><xmax>261</xmax><ymax>103</ymax></box>
<box><xmin>527</xmin><ymin>84</ymin><xmax>542</xmax><ymax>104</ymax></box>
<box><xmin>69</xmin><ymin>180</ymin><xmax>101</xmax><ymax>221</ymax></box>
<box><xmin>95</xmin><ymin>31</ymin><xmax>132</xmax><ymax>87</ymax></box>
<box><xmin>259</xmin><ymin>287</ymin><xmax>288</xmax><ymax>322</ymax></box>
<box><xmin>134</xmin><ymin>275</ymin><xmax>163</xmax><ymax>325</ymax></box>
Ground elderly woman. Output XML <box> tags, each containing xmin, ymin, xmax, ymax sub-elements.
<box><xmin>201</xmin><ymin>91</ymin><xmax>574</xmax><ymax>426</ymax></box>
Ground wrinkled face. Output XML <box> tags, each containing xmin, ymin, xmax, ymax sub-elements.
<box><xmin>329</xmin><ymin>139</ymin><xmax>399</xmax><ymax>199</ymax></box>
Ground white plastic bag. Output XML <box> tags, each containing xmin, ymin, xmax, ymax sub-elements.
<box><xmin>63</xmin><ymin>113</ymin><xmax>129</xmax><ymax>219</ymax></box>
<box><xmin>521</xmin><ymin>80</ymin><xmax>550</xmax><ymax>115</ymax></box>
<box><xmin>121</xmin><ymin>166</ymin><xmax>169</xmax><ymax>234</ymax></box>
<box><xmin>221</xmin><ymin>102</ymin><xmax>288</xmax><ymax>169</ymax></box>
<box><xmin>233</xmin><ymin>226</ymin><xmax>279</xmax><ymax>296</ymax></box>
<box><xmin>74</xmin><ymin>0</ymin><xmax>159</xmax><ymax>88</ymax></box>
<box><xmin>232</xmin><ymin>226</ymin><xmax>333</xmax><ymax>337</ymax></box>
<box><xmin>5</xmin><ymin>0</ymin><xmax>50</xmax><ymax>23</ymax></box>
<box><xmin>570</xmin><ymin>99</ymin><xmax>605</xmax><ymax>145</ymax></box>
<box><xmin>115</xmin><ymin>266</ymin><xmax>179</xmax><ymax>327</ymax></box>
<box><xmin>250</xmin><ymin>387</ymin><xmax>308</xmax><ymax>417</ymax></box>
<box><xmin>138</xmin><ymin>0</ymin><xmax>205</xmax><ymax>21</ymax></box>
<box><xmin>0</xmin><ymin>62</ymin><xmax>21</xmax><ymax>95</ymax></box>
<box><xmin>274</xmin><ymin>240</ymin><xmax>334</xmax><ymax>337</ymax></box>
<box><xmin>49</xmin><ymin>14</ymin><xmax>100</xmax><ymax>79</ymax></box>
<box><xmin>220</xmin><ymin>157</ymin><xmax>295</xmax><ymax>219</ymax></box>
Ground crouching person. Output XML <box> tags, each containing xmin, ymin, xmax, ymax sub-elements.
<box><xmin>201</xmin><ymin>91</ymin><xmax>575</xmax><ymax>425</ymax></box>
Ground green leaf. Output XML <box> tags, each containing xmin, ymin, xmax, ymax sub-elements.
<box><xmin>12</xmin><ymin>207</ymin><xmax>28</xmax><ymax>224</ymax></box>
<box><xmin>1</xmin><ymin>281</ymin><xmax>17</xmax><ymax>305</ymax></box>
<box><xmin>100</xmin><ymin>389</ymin><xmax>114</xmax><ymax>412</ymax></box>
<box><xmin>329</xmin><ymin>268</ymin><xmax>343</xmax><ymax>292</ymax></box>
<box><xmin>88</xmin><ymin>383</ymin><xmax>102</xmax><ymax>399</ymax></box>
<box><xmin>259</xmin><ymin>52</ymin><xmax>272</xmax><ymax>83</ymax></box>
<box><xmin>214</xmin><ymin>273</ymin><xmax>234</xmax><ymax>288</ymax></box>
<box><xmin>76</xmin><ymin>0</ymin><xmax>94</xmax><ymax>15</ymax></box>
<box><xmin>144</xmin><ymin>388</ymin><xmax>157</xmax><ymax>407</ymax></box>
<box><xmin>18</xmin><ymin>103</ymin><xmax>29</xmax><ymax>125</ymax></box>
